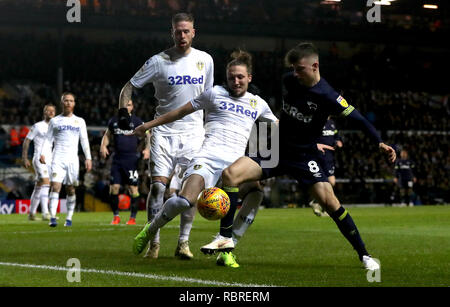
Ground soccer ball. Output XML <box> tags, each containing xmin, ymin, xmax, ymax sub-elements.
<box><xmin>197</xmin><ymin>187</ymin><xmax>230</xmax><ymax>220</ymax></box>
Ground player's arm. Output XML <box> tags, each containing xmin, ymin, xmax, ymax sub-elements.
<box><xmin>100</xmin><ymin>128</ymin><xmax>112</xmax><ymax>159</ymax></box>
<box><xmin>142</xmin><ymin>130</ymin><xmax>151</xmax><ymax>160</ymax></box>
<box><xmin>80</xmin><ymin>120</ymin><xmax>92</xmax><ymax>172</ymax></box>
<box><xmin>21</xmin><ymin>138</ymin><xmax>32</xmax><ymax>168</ymax></box>
<box><xmin>132</xmin><ymin>102</ymin><xmax>196</xmax><ymax>137</ymax></box>
<box><xmin>344</xmin><ymin>108</ymin><xmax>396</xmax><ymax>163</ymax></box>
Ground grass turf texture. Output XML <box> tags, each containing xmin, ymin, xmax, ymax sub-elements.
<box><xmin>0</xmin><ymin>206</ymin><xmax>449</xmax><ymax>287</ymax></box>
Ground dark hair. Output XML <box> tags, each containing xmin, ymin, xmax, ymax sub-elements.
<box><xmin>226</xmin><ymin>50</ymin><xmax>253</xmax><ymax>74</ymax></box>
<box><xmin>284</xmin><ymin>42</ymin><xmax>319</xmax><ymax>67</ymax></box>
<box><xmin>61</xmin><ymin>92</ymin><xmax>76</xmax><ymax>102</ymax></box>
<box><xmin>172</xmin><ymin>13</ymin><xmax>194</xmax><ymax>25</ymax></box>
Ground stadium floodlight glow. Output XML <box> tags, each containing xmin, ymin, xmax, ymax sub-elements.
<box><xmin>373</xmin><ymin>0</ymin><xmax>392</xmax><ymax>5</ymax></box>
<box><xmin>423</xmin><ymin>4</ymin><xmax>438</xmax><ymax>9</ymax></box>
<box><xmin>320</xmin><ymin>0</ymin><xmax>341</xmax><ymax>5</ymax></box>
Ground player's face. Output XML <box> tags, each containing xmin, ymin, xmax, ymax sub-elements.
<box><xmin>44</xmin><ymin>106</ymin><xmax>56</xmax><ymax>121</ymax></box>
<box><xmin>126</xmin><ymin>101</ymin><xmax>134</xmax><ymax>114</ymax></box>
<box><xmin>172</xmin><ymin>21</ymin><xmax>195</xmax><ymax>51</ymax></box>
<box><xmin>61</xmin><ymin>94</ymin><xmax>75</xmax><ymax>115</ymax></box>
<box><xmin>400</xmin><ymin>150</ymin><xmax>408</xmax><ymax>159</ymax></box>
<box><xmin>292</xmin><ymin>56</ymin><xmax>318</xmax><ymax>86</ymax></box>
<box><xmin>227</xmin><ymin>65</ymin><xmax>252</xmax><ymax>98</ymax></box>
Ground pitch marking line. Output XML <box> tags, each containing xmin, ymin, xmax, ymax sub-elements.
<box><xmin>0</xmin><ymin>261</ymin><xmax>276</xmax><ymax>287</ymax></box>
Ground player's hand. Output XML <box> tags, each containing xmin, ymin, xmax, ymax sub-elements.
<box><xmin>100</xmin><ymin>146</ymin><xmax>109</xmax><ymax>159</ymax></box>
<box><xmin>379</xmin><ymin>143</ymin><xmax>396</xmax><ymax>163</ymax></box>
<box><xmin>317</xmin><ymin>143</ymin><xmax>335</xmax><ymax>154</ymax></box>
<box><xmin>142</xmin><ymin>148</ymin><xmax>150</xmax><ymax>160</ymax></box>
<box><xmin>22</xmin><ymin>158</ymin><xmax>31</xmax><ymax>168</ymax></box>
<box><xmin>39</xmin><ymin>155</ymin><xmax>46</xmax><ymax>164</ymax></box>
<box><xmin>393</xmin><ymin>177</ymin><xmax>398</xmax><ymax>184</ymax></box>
<box><xmin>132</xmin><ymin>123</ymin><xmax>148</xmax><ymax>138</ymax></box>
<box><xmin>85</xmin><ymin>159</ymin><xmax>92</xmax><ymax>172</ymax></box>
<box><xmin>335</xmin><ymin>140</ymin><xmax>343</xmax><ymax>148</ymax></box>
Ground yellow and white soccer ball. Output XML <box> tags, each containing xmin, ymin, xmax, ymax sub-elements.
<box><xmin>197</xmin><ymin>187</ymin><xmax>230</xmax><ymax>220</ymax></box>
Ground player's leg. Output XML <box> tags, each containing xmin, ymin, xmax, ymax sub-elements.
<box><xmin>133</xmin><ymin>174</ymin><xmax>204</xmax><ymax>255</ymax></box>
<box><xmin>28</xmin><ymin>181</ymin><xmax>43</xmax><ymax>221</ymax></box>
<box><xmin>40</xmin><ymin>177</ymin><xmax>51</xmax><ymax>220</ymax></box>
<box><xmin>143</xmin><ymin>176</ymin><xmax>168</xmax><ymax>258</ymax></box>
<box><xmin>231</xmin><ymin>181</ymin><xmax>263</xmax><ymax>246</ymax></box>
<box><xmin>64</xmin><ymin>185</ymin><xmax>76</xmax><ymax>227</ymax></box>
<box><xmin>48</xmin><ymin>181</ymin><xmax>62</xmax><ymax>227</ymax></box>
<box><xmin>201</xmin><ymin>157</ymin><xmax>263</xmax><ymax>255</ymax></box>
<box><xmin>309</xmin><ymin>182</ymin><xmax>379</xmax><ymax>270</ymax></box>
<box><xmin>109</xmin><ymin>184</ymin><xmax>121</xmax><ymax>224</ymax></box>
<box><xmin>127</xmin><ymin>185</ymin><xmax>140</xmax><ymax>225</ymax></box>
<box><xmin>173</xmin><ymin>164</ymin><xmax>195</xmax><ymax>259</ymax></box>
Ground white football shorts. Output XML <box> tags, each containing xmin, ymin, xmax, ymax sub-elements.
<box><xmin>33</xmin><ymin>156</ymin><xmax>51</xmax><ymax>181</ymax></box>
<box><xmin>182</xmin><ymin>156</ymin><xmax>232</xmax><ymax>189</ymax></box>
<box><xmin>149</xmin><ymin>132</ymin><xmax>204</xmax><ymax>178</ymax></box>
<box><xmin>50</xmin><ymin>158</ymin><xmax>80</xmax><ymax>186</ymax></box>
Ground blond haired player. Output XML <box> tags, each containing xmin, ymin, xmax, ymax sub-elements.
<box><xmin>39</xmin><ymin>92</ymin><xmax>92</xmax><ymax>227</ymax></box>
<box><xmin>118</xmin><ymin>13</ymin><xmax>214</xmax><ymax>259</ymax></box>
<box><xmin>22</xmin><ymin>104</ymin><xmax>56</xmax><ymax>221</ymax></box>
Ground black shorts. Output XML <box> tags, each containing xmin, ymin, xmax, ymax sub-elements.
<box><xmin>318</xmin><ymin>156</ymin><xmax>335</xmax><ymax>177</ymax></box>
<box><xmin>398</xmin><ymin>178</ymin><xmax>414</xmax><ymax>189</ymax></box>
<box><xmin>110</xmin><ymin>156</ymin><xmax>139</xmax><ymax>186</ymax></box>
<box><xmin>252</xmin><ymin>151</ymin><xmax>328</xmax><ymax>187</ymax></box>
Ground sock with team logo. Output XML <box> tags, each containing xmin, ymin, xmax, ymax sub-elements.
<box><xmin>148</xmin><ymin>196</ymin><xmax>191</xmax><ymax>236</ymax></box>
<box><xmin>29</xmin><ymin>185</ymin><xmax>43</xmax><ymax>215</ymax></box>
<box><xmin>48</xmin><ymin>192</ymin><xmax>60</xmax><ymax>218</ymax></box>
<box><xmin>232</xmin><ymin>189</ymin><xmax>263</xmax><ymax>245</ymax></box>
<box><xmin>220</xmin><ymin>186</ymin><xmax>239</xmax><ymax>238</ymax></box>
<box><xmin>130</xmin><ymin>193</ymin><xmax>140</xmax><ymax>219</ymax></box>
<box><xmin>40</xmin><ymin>185</ymin><xmax>50</xmax><ymax>215</ymax></box>
<box><xmin>66</xmin><ymin>195</ymin><xmax>76</xmax><ymax>221</ymax></box>
<box><xmin>330</xmin><ymin>206</ymin><xmax>369</xmax><ymax>260</ymax></box>
<box><xmin>147</xmin><ymin>181</ymin><xmax>166</xmax><ymax>243</ymax></box>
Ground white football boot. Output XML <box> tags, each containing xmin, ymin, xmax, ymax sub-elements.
<box><xmin>200</xmin><ymin>234</ymin><xmax>235</xmax><ymax>255</ymax></box>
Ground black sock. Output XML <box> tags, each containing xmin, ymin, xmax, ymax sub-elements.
<box><xmin>130</xmin><ymin>195</ymin><xmax>140</xmax><ymax>219</ymax></box>
<box><xmin>220</xmin><ymin>186</ymin><xmax>239</xmax><ymax>238</ymax></box>
<box><xmin>330</xmin><ymin>206</ymin><xmax>369</xmax><ymax>261</ymax></box>
<box><xmin>110</xmin><ymin>194</ymin><xmax>119</xmax><ymax>216</ymax></box>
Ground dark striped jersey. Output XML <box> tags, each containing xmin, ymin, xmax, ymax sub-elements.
<box><xmin>107</xmin><ymin>115</ymin><xmax>144</xmax><ymax>156</ymax></box>
<box><xmin>280</xmin><ymin>73</ymin><xmax>353</xmax><ymax>157</ymax></box>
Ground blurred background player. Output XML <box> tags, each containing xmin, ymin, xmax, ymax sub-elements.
<box><xmin>309</xmin><ymin>116</ymin><xmax>343</xmax><ymax>217</ymax></box>
<box><xmin>131</xmin><ymin>50</ymin><xmax>278</xmax><ymax>268</ymax></box>
<box><xmin>39</xmin><ymin>92</ymin><xmax>92</xmax><ymax>227</ymax></box>
<box><xmin>100</xmin><ymin>100</ymin><xmax>149</xmax><ymax>225</ymax></box>
<box><xmin>117</xmin><ymin>13</ymin><xmax>214</xmax><ymax>259</ymax></box>
<box><xmin>394</xmin><ymin>149</ymin><xmax>416</xmax><ymax>207</ymax></box>
<box><xmin>22</xmin><ymin>104</ymin><xmax>56</xmax><ymax>221</ymax></box>
<box><xmin>211</xmin><ymin>42</ymin><xmax>396</xmax><ymax>269</ymax></box>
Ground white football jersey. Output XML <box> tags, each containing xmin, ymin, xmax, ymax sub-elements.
<box><xmin>130</xmin><ymin>47</ymin><xmax>214</xmax><ymax>135</ymax></box>
<box><xmin>42</xmin><ymin>114</ymin><xmax>91</xmax><ymax>162</ymax></box>
<box><xmin>26</xmin><ymin>120</ymin><xmax>52</xmax><ymax>160</ymax></box>
<box><xmin>191</xmin><ymin>85</ymin><xmax>278</xmax><ymax>163</ymax></box>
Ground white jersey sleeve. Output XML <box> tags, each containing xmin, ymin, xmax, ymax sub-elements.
<box><xmin>39</xmin><ymin>120</ymin><xmax>55</xmax><ymax>159</ymax></box>
<box><xmin>79</xmin><ymin>118</ymin><xmax>92</xmax><ymax>160</ymax></box>
<box><xmin>130</xmin><ymin>56</ymin><xmax>159</xmax><ymax>89</ymax></box>
<box><xmin>26</xmin><ymin>124</ymin><xmax>38</xmax><ymax>141</ymax></box>
<box><xmin>191</xmin><ymin>87</ymin><xmax>217</xmax><ymax>111</ymax></box>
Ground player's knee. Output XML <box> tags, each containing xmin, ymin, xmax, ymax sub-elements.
<box><xmin>222</xmin><ymin>167</ymin><xmax>240</xmax><ymax>186</ymax></box>
<box><xmin>150</xmin><ymin>181</ymin><xmax>166</xmax><ymax>199</ymax></box>
<box><xmin>110</xmin><ymin>185</ymin><xmax>120</xmax><ymax>195</ymax></box>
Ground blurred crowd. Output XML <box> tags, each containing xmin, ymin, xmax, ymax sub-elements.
<box><xmin>1</xmin><ymin>0</ymin><xmax>448</xmax><ymax>33</ymax></box>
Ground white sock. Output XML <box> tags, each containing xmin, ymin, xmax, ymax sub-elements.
<box><xmin>29</xmin><ymin>185</ymin><xmax>42</xmax><ymax>215</ymax></box>
<box><xmin>66</xmin><ymin>195</ymin><xmax>76</xmax><ymax>221</ymax></box>
<box><xmin>148</xmin><ymin>196</ymin><xmax>190</xmax><ymax>236</ymax></box>
<box><xmin>49</xmin><ymin>192</ymin><xmax>60</xmax><ymax>218</ymax></box>
<box><xmin>232</xmin><ymin>190</ymin><xmax>263</xmax><ymax>245</ymax></box>
<box><xmin>179</xmin><ymin>205</ymin><xmax>196</xmax><ymax>242</ymax></box>
<box><xmin>40</xmin><ymin>185</ymin><xmax>50</xmax><ymax>215</ymax></box>
<box><xmin>147</xmin><ymin>181</ymin><xmax>166</xmax><ymax>244</ymax></box>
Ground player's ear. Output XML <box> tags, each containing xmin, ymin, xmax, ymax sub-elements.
<box><xmin>248</xmin><ymin>74</ymin><xmax>252</xmax><ymax>83</ymax></box>
<box><xmin>192</xmin><ymin>28</ymin><xmax>196</xmax><ymax>39</ymax></box>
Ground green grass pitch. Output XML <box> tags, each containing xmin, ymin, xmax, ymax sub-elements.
<box><xmin>0</xmin><ymin>206</ymin><xmax>449</xmax><ymax>287</ymax></box>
